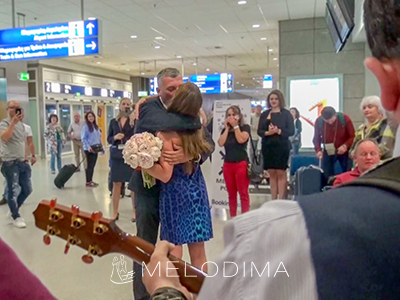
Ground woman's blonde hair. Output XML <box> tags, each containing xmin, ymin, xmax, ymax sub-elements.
<box><xmin>116</xmin><ymin>97</ymin><xmax>132</xmax><ymax>121</ymax></box>
<box><xmin>168</xmin><ymin>83</ymin><xmax>212</xmax><ymax>173</ymax></box>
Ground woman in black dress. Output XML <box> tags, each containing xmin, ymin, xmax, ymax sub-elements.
<box><xmin>258</xmin><ymin>90</ymin><xmax>294</xmax><ymax>200</ymax></box>
<box><xmin>107</xmin><ymin>98</ymin><xmax>136</xmax><ymax>220</ymax></box>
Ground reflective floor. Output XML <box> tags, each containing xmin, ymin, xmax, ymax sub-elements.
<box><xmin>0</xmin><ymin>155</ymin><xmax>270</xmax><ymax>300</ymax></box>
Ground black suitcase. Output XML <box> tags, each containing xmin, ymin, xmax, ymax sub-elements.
<box><xmin>54</xmin><ymin>164</ymin><xmax>77</xmax><ymax>189</ymax></box>
<box><xmin>294</xmin><ymin>165</ymin><xmax>324</xmax><ymax>196</ymax></box>
<box><xmin>54</xmin><ymin>157</ymin><xmax>86</xmax><ymax>189</ymax></box>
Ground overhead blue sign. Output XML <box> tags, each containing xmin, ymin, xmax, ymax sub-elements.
<box><xmin>263</xmin><ymin>74</ymin><xmax>273</xmax><ymax>89</ymax></box>
<box><xmin>44</xmin><ymin>82</ymin><xmax>132</xmax><ymax>99</ymax></box>
<box><xmin>0</xmin><ymin>20</ymin><xmax>101</xmax><ymax>62</ymax></box>
<box><xmin>190</xmin><ymin>73</ymin><xmax>233</xmax><ymax>94</ymax></box>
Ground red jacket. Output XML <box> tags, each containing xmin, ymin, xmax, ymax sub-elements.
<box><xmin>333</xmin><ymin>167</ymin><xmax>362</xmax><ymax>186</ymax></box>
<box><xmin>313</xmin><ymin>113</ymin><xmax>355</xmax><ymax>153</ymax></box>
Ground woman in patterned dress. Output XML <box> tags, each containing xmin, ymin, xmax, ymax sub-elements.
<box><xmin>145</xmin><ymin>82</ymin><xmax>213</xmax><ymax>271</ymax></box>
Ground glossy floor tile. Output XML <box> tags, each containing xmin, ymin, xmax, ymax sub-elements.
<box><xmin>0</xmin><ymin>155</ymin><xmax>270</xmax><ymax>299</ymax></box>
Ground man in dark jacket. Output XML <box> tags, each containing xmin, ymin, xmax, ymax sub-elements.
<box><xmin>130</xmin><ymin>67</ymin><xmax>214</xmax><ymax>300</ymax></box>
<box><xmin>142</xmin><ymin>1</ymin><xmax>400</xmax><ymax>299</ymax></box>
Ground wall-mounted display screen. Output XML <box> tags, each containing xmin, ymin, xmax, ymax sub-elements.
<box><xmin>150</xmin><ymin>74</ymin><xmax>232</xmax><ymax>95</ymax></box>
<box><xmin>288</xmin><ymin>76</ymin><xmax>342</xmax><ymax>148</ymax></box>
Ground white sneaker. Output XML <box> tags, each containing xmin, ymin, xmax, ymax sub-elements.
<box><xmin>13</xmin><ymin>217</ymin><xmax>27</xmax><ymax>228</ymax></box>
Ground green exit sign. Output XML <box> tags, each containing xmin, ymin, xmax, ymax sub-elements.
<box><xmin>18</xmin><ymin>72</ymin><xmax>29</xmax><ymax>81</ymax></box>
<box><xmin>138</xmin><ymin>91</ymin><xmax>148</xmax><ymax>97</ymax></box>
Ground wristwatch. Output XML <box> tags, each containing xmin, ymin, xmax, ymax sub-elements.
<box><xmin>233</xmin><ymin>125</ymin><xmax>239</xmax><ymax>130</ymax></box>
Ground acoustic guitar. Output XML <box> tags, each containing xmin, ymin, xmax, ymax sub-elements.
<box><xmin>33</xmin><ymin>199</ymin><xmax>205</xmax><ymax>294</ymax></box>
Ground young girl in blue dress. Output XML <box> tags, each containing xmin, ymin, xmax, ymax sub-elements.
<box><xmin>146</xmin><ymin>82</ymin><xmax>213</xmax><ymax>271</ymax></box>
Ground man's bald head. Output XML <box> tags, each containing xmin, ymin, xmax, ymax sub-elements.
<box><xmin>73</xmin><ymin>112</ymin><xmax>81</xmax><ymax>123</ymax></box>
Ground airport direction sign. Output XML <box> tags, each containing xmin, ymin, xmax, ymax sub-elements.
<box><xmin>0</xmin><ymin>20</ymin><xmax>101</xmax><ymax>62</ymax></box>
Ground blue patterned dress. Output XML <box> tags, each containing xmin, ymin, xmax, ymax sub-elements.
<box><xmin>160</xmin><ymin>164</ymin><xmax>213</xmax><ymax>245</ymax></box>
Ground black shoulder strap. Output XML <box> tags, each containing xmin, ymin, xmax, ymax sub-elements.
<box><xmin>342</xmin><ymin>157</ymin><xmax>400</xmax><ymax>195</ymax></box>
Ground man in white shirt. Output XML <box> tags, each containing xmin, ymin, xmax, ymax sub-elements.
<box><xmin>142</xmin><ymin>0</ymin><xmax>400</xmax><ymax>298</ymax></box>
<box><xmin>68</xmin><ymin>112</ymin><xmax>86</xmax><ymax>171</ymax></box>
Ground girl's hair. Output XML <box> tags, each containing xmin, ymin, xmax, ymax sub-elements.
<box><xmin>85</xmin><ymin>111</ymin><xmax>98</xmax><ymax>132</ymax></box>
<box><xmin>116</xmin><ymin>97</ymin><xmax>132</xmax><ymax>121</ymax></box>
<box><xmin>267</xmin><ymin>89</ymin><xmax>286</xmax><ymax>109</ymax></box>
<box><xmin>48</xmin><ymin>114</ymin><xmax>58</xmax><ymax>124</ymax></box>
<box><xmin>167</xmin><ymin>83</ymin><xmax>212</xmax><ymax>172</ymax></box>
<box><xmin>225</xmin><ymin>105</ymin><xmax>245</xmax><ymax>127</ymax></box>
<box><xmin>290</xmin><ymin>107</ymin><xmax>300</xmax><ymax>119</ymax></box>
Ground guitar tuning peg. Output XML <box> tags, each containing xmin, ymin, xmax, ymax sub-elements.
<box><xmin>43</xmin><ymin>234</ymin><xmax>51</xmax><ymax>245</ymax></box>
<box><xmin>71</xmin><ymin>204</ymin><xmax>80</xmax><ymax>215</ymax></box>
<box><xmin>50</xmin><ymin>198</ymin><xmax>57</xmax><ymax>208</ymax></box>
<box><xmin>91</xmin><ymin>211</ymin><xmax>103</xmax><ymax>221</ymax></box>
<box><xmin>64</xmin><ymin>243</ymin><xmax>70</xmax><ymax>254</ymax></box>
<box><xmin>91</xmin><ymin>211</ymin><xmax>108</xmax><ymax>235</ymax></box>
<box><xmin>82</xmin><ymin>253</ymin><xmax>94</xmax><ymax>264</ymax></box>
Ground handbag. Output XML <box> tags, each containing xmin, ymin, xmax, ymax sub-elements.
<box><xmin>90</xmin><ymin>144</ymin><xmax>104</xmax><ymax>154</ymax></box>
<box><xmin>247</xmin><ymin>133</ymin><xmax>264</xmax><ymax>184</ymax></box>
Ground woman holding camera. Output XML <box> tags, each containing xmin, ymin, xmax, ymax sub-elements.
<box><xmin>81</xmin><ymin>111</ymin><xmax>102</xmax><ymax>188</ymax></box>
<box><xmin>218</xmin><ymin>105</ymin><xmax>251</xmax><ymax>218</ymax></box>
<box><xmin>107</xmin><ymin>98</ymin><xmax>136</xmax><ymax>220</ymax></box>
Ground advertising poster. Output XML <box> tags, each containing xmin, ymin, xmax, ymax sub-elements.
<box><xmin>210</xmin><ymin>99</ymin><xmax>251</xmax><ymax>209</ymax></box>
<box><xmin>288</xmin><ymin>76</ymin><xmax>342</xmax><ymax>148</ymax></box>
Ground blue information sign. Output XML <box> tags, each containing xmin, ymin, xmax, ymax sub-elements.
<box><xmin>150</xmin><ymin>74</ymin><xmax>232</xmax><ymax>95</ymax></box>
<box><xmin>263</xmin><ymin>74</ymin><xmax>273</xmax><ymax>89</ymax></box>
<box><xmin>190</xmin><ymin>73</ymin><xmax>233</xmax><ymax>94</ymax></box>
<box><xmin>0</xmin><ymin>20</ymin><xmax>101</xmax><ymax>62</ymax></box>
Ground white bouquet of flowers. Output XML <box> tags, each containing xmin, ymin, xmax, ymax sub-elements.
<box><xmin>122</xmin><ymin>132</ymin><xmax>163</xmax><ymax>188</ymax></box>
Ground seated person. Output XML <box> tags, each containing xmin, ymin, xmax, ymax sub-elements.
<box><xmin>334</xmin><ymin>139</ymin><xmax>381</xmax><ymax>186</ymax></box>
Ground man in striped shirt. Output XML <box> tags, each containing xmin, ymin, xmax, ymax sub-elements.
<box><xmin>143</xmin><ymin>0</ymin><xmax>400</xmax><ymax>299</ymax></box>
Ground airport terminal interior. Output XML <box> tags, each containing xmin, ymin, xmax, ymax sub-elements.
<box><xmin>0</xmin><ymin>0</ymin><xmax>398</xmax><ymax>299</ymax></box>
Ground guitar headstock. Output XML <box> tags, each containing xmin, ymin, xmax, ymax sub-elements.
<box><xmin>33</xmin><ymin>199</ymin><xmax>123</xmax><ymax>263</ymax></box>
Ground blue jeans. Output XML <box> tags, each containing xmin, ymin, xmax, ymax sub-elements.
<box><xmin>1</xmin><ymin>160</ymin><xmax>32</xmax><ymax>219</ymax></box>
<box><xmin>50</xmin><ymin>140</ymin><xmax>63</xmax><ymax>172</ymax></box>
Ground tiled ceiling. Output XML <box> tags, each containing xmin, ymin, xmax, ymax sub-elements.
<box><xmin>0</xmin><ymin>0</ymin><xmax>326</xmax><ymax>89</ymax></box>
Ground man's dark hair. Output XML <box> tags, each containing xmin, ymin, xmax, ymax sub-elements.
<box><xmin>321</xmin><ymin>106</ymin><xmax>336</xmax><ymax>120</ymax></box>
<box><xmin>364</xmin><ymin>0</ymin><xmax>400</xmax><ymax>59</ymax></box>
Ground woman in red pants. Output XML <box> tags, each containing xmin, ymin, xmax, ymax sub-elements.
<box><xmin>218</xmin><ymin>105</ymin><xmax>251</xmax><ymax>218</ymax></box>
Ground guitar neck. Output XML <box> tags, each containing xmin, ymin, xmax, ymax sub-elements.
<box><xmin>113</xmin><ymin>230</ymin><xmax>205</xmax><ymax>294</ymax></box>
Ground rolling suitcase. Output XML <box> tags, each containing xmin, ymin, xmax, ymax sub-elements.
<box><xmin>294</xmin><ymin>160</ymin><xmax>324</xmax><ymax>196</ymax></box>
<box><xmin>54</xmin><ymin>157</ymin><xmax>86</xmax><ymax>189</ymax></box>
